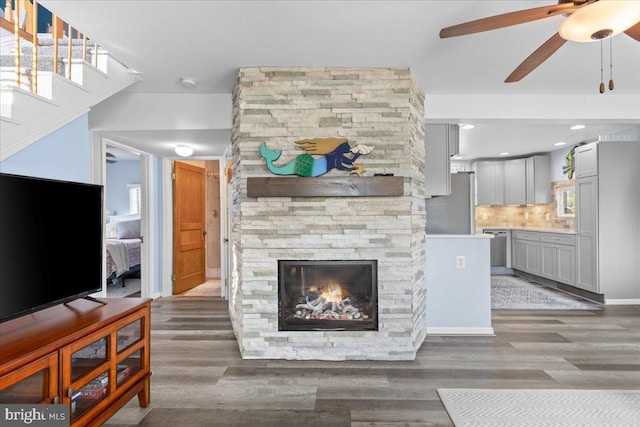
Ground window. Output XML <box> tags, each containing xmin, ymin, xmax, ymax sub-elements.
<box><xmin>557</xmin><ymin>188</ymin><xmax>575</xmax><ymax>217</ymax></box>
<box><xmin>128</xmin><ymin>184</ymin><xmax>141</xmax><ymax>214</ymax></box>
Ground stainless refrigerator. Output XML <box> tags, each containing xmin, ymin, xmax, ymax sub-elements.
<box><xmin>425</xmin><ymin>171</ymin><xmax>475</xmax><ymax>234</ymax></box>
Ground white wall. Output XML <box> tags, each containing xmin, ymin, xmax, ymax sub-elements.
<box><xmin>425</xmin><ymin>235</ymin><xmax>493</xmax><ymax>335</ymax></box>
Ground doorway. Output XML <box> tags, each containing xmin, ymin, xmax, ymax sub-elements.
<box><xmin>104</xmin><ymin>144</ymin><xmax>143</xmax><ymax>297</ymax></box>
<box><xmin>172</xmin><ymin>159</ymin><xmax>223</xmax><ymax>296</ymax></box>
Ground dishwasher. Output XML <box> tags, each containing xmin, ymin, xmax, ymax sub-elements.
<box><xmin>484</xmin><ymin>229</ymin><xmax>507</xmax><ymax>267</ymax></box>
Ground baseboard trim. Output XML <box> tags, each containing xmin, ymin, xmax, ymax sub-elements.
<box><xmin>605</xmin><ymin>299</ymin><xmax>640</xmax><ymax>305</ymax></box>
<box><xmin>426</xmin><ymin>327</ymin><xmax>495</xmax><ymax>336</ymax></box>
<box><xmin>206</xmin><ymin>268</ymin><xmax>221</xmax><ymax>278</ymax></box>
<box><xmin>513</xmin><ymin>270</ymin><xmax>605</xmax><ymax>304</ymax></box>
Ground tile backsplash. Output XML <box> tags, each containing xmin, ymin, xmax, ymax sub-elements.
<box><xmin>475</xmin><ymin>180</ymin><xmax>575</xmax><ymax>230</ymax></box>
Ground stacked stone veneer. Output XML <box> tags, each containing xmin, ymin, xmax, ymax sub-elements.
<box><xmin>230</xmin><ymin>67</ymin><xmax>426</xmax><ymax>360</ymax></box>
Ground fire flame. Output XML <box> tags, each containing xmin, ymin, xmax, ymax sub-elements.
<box><xmin>320</xmin><ymin>281</ymin><xmax>343</xmax><ymax>303</ymax></box>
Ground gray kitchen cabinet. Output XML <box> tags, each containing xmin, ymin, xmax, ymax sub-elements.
<box><xmin>511</xmin><ymin>230</ymin><xmax>576</xmax><ymax>284</ymax></box>
<box><xmin>524</xmin><ymin>240</ymin><xmax>541</xmax><ymax>275</ymax></box>
<box><xmin>511</xmin><ymin>231</ymin><xmax>541</xmax><ymax>276</ymax></box>
<box><xmin>425</xmin><ymin>124</ymin><xmax>459</xmax><ymax>197</ymax></box>
<box><xmin>512</xmin><ymin>239</ymin><xmax>526</xmax><ymax>270</ymax></box>
<box><xmin>557</xmin><ymin>244</ymin><xmax>576</xmax><ymax>285</ymax></box>
<box><xmin>473</xmin><ymin>161</ymin><xmax>504</xmax><ymax>205</ymax></box>
<box><xmin>574</xmin><ymin>140</ymin><xmax>640</xmax><ymax>300</ymax></box>
<box><xmin>574</xmin><ymin>142</ymin><xmax>598</xmax><ymax>178</ymax></box>
<box><xmin>539</xmin><ymin>233</ymin><xmax>576</xmax><ymax>286</ymax></box>
<box><xmin>575</xmin><ymin>175</ymin><xmax>599</xmax><ymax>293</ymax></box>
<box><xmin>540</xmin><ymin>242</ymin><xmax>557</xmax><ymax>280</ymax></box>
<box><xmin>526</xmin><ymin>155</ymin><xmax>551</xmax><ymax>204</ymax></box>
<box><xmin>504</xmin><ymin>158</ymin><xmax>527</xmax><ymax>205</ymax></box>
<box><xmin>474</xmin><ymin>155</ymin><xmax>549</xmax><ymax>206</ymax></box>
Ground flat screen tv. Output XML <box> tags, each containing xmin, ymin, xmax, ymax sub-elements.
<box><xmin>0</xmin><ymin>173</ymin><xmax>104</xmax><ymax>322</ymax></box>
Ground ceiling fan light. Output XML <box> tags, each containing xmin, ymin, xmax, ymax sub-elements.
<box><xmin>175</xmin><ymin>145</ymin><xmax>194</xmax><ymax>157</ymax></box>
<box><xmin>559</xmin><ymin>0</ymin><xmax>640</xmax><ymax>42</ymax></box>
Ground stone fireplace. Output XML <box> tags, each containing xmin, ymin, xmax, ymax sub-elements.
<box><xmin>230</xmin><ymin>67</ymin><xmax>426</xmax><ymax>360</ymax></box>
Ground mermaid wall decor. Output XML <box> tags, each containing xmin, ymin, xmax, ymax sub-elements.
<box><xmin>259</xmin><ymin>138</ymin><xmax>374</xmax><ymax>177</ymax></box>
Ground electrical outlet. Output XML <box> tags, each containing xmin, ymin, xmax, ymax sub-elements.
<box><xmin>524</xmin><ymin>212</ymin><xmax>529</xmax><ymax>220</ymax></box>
<box><xmin>482</xmin><ymin>212</ymin><xmax>488</xmax><ymax>220</ymax></box>
<box><xmin>545</xmin><ymin>212</ymin><xmax>550</xmax><ymax>221</ymax></box>
<box><xmin>456</xmin><ymin>256</ymin><xmax>466</xmax><ymax>269</ymax></box>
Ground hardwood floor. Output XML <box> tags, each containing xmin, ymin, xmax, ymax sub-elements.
<box><xmin>105</xmin><ymin>296</ymin><xmax>640</xmax><ymax>427</ymax></box>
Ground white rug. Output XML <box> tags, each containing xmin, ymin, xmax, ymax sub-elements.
<box><xmin>438</xmin><ymin>388</ymin><xmax>640</xmax><ymax>426</ymax></box>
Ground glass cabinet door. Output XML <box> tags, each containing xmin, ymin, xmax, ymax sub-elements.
<box><xmin>117</xmin><ymin>319</ymin><xmax>142</xmax><ymax>353</ymax></box>
<box><xmin>115</xmin><ymin>317</ymin><xmax>145</xmax><ymax>389</ymax></box>
<box><xmin>66</xmin><ymin>336</ymin><xmax>110</xmax><ymax>421</ymax></box>
<box><xmin>70</xmin><ymin>337</ymin><xmax>108</xmax><ymax>383</ymax></box>
<box><xmin>116</xmin><ymin>349</ymin><xmax>143</xmax><ymax>388</ymax></box>
<box><xmin>0</xmin><ymin>353</ymin><xmax>58</xmax><ymax>404</ymax></box>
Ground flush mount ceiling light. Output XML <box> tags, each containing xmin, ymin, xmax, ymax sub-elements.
<box><xmin>175</xmin><ymin>145</ymin><xmax>194</xmax><ymax>157</ymax></box>
<box><xmin>555</xmin><ymin>141</ymin><xmax>568</xmax><ymax>146</ymax></box>
<box><xmin>570</xmin><ymin>124</ymin><xmax>587</xmax><ymax>130</ymax></box>
<box><xmin>458</xmin><ymin>123</ymin><xmax>475</xmax><ymax>130</ymax></box>
<box><xmin>499</xmin><ymin>152</ymin><xmax>510</xmax><ymax>156</ymax></box>
<box><xmin>179</xmin><ymin>77</ymin><xmax>198</xmax><ymax>89</ymax></box>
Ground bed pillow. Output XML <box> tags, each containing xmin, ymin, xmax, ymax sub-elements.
<box><xmin>105</xmin><ymin>222</ymin><xmax>119</xmax><ymax>238</ymax></box>
<box><xmin>116</xmin><ymin>219</ymin><xmax>140</xmax><ymax>239</ymax></box>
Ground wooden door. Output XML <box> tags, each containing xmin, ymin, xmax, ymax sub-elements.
<box><xmin>173</xmin><ymin>162</ymin><xmax>206</xmax><ymax>294</ymax></box>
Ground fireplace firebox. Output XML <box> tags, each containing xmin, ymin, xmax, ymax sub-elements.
<box><xmin>278</xmin><ymin>260</ymin><xmax>378</xmax><ymax>331</ymax></box>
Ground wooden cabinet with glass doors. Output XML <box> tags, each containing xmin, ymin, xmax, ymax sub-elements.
<box><xmin>0</xmin><ymin>298</ymin><xmax>151</xmax><ymax>427</ymax></box>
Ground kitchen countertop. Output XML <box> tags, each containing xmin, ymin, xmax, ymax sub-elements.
<box><xmin>479</xmin><ymin>227</ymin><xmax>576</xmax><ymax>235</ymax></box>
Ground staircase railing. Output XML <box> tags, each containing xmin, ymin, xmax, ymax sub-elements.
<box><xmin>0</xmin><ymin>0</ymin><xmax>106</xmax><ymax>95</ymax></box>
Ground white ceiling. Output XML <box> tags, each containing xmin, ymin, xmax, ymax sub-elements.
<box><xmin>39</xmin><ymin>0</ymin><xmax>640</xmax><ymax>160</ymax></box>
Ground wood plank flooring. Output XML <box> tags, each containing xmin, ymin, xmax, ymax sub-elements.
<box><xmin>105</xmin><ymin>296</ymin><xmax>640</xmax><ymax>427</ymax></box>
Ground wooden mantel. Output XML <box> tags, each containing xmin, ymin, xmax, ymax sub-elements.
<box><xmin>247</xmin><ymin>176</ymin><xmax>404</xmax><ymax>197</ymax></box>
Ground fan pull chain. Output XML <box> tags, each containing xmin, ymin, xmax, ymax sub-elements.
<box><xmin>599</xmin><ymin>40</ymin><xmax>605</xmax><ymax>94</ymax></box>
<box><xmin>609</xmin><ymin>37</ymin><xmax>614</xmax><ymax>91</ymax></box>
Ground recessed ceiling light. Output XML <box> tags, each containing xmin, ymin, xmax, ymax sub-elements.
<box><xmin>570</xmin><ymin>124</ymin><xmax>586</xmax><ymax>130</ymax></box>
<box><xmin>458</xmin><ymin>124</ymin><xmax>475</xmax><ymax>130</ymax></box>
<box><xmin>499</xmin><ymin>152</ymin><xmax>510</xmax><ymax>156</ymax></box>
<box><xmin>175</xmin><ymin>145</ymin><xmax>194</xmax><ymax>157</ymax></box>
<box><xmin>554</xmin><ymin>141</ymin><xmax>567</xmax><ymax>146</ymax></box>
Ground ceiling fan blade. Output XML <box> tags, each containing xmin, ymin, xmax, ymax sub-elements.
<box><xmin>505</xmin><ymin>33</ymin><xmax>567</xmax><ymax>83</ymax></box>
<box><xmin>624</xmin><ymin>21</ymin><xmax>640</xmax><ymax>42</ymax></box>
<box><xmin>439</xmin><ymin>2</ymin><xmax>577</xmax><ymax>38</ymax></box>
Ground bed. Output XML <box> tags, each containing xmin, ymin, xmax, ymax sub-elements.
<box><xmin>106</xmin><ymin>217</ymin><xmax>141</xmax><ymax>287</ymax></box>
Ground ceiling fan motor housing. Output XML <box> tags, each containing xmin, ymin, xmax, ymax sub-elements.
<box><xmin>591</xmin><ymin>28</ymin><xmax>613</xmax><ymax>40</ymax></box>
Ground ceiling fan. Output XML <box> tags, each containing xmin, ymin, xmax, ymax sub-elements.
<box><xmin>440</xmin><ymin>0</ymin><xmax>640</xmax><ymax>83</ymax></box>
<box><xmin>106</xmin><ymin>152</ymin><xmax>117</xmax><ymax>164</ymax></box>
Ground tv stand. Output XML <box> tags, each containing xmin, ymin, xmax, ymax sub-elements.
<box><xmin>0</xmin><ymin>298</ymin><xmax>151</xmax><ymax>427</ymax></box>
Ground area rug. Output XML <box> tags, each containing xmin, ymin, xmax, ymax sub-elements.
<box><xmin>491</xmin><ymin>275</ymin><xmax>601</xmax><ymax>310</ymax></box>
<box><xmin>438</xmin><ymin>388</ymin><xmax>640</xmax><ymax>426</ymax></box>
